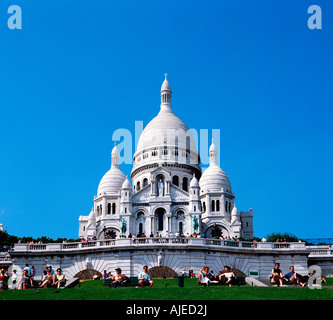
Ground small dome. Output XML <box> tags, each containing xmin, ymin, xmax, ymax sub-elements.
<box><xmin>199</xmin><ymin>165</ymin><xmax>231</xmax><ymax>192</ymax></box>
<box><xmin>97</xmin><ymin>144</ymin><xmax>125</xmax><ymax>195</ymax></box>
<box><xmin>199</xmin><ymin>140</ymin><xmax>232</xmax><ymax>192</ymax></box>
<box><xmin>88</xmin><ymin>208</ymin><xmax>95</xmax><ymax>221</ymax></box>
<box><xmin>209</xmin><ymin>140</ymin><xmax>217</xmax><ymax>154</ymax></box>
<box><xmin>231</xmin><ymin>203</ymin><xmax>240</xmax><ymax>224</ymax></box>
<box><xmin>231</xmin><ymin>203</ymin><xmax>239</xmax><ymax>217</ymax></box>
<box><xmin>97</xmin><ymin>167</ymin><xmax>125</xmax><ymax>195</ymax></box>
<box><xmin>161</xmin><ymin>73</ymin><xmax>171</xmax><ymax>92</ymax></box>
<box><xmin>122</xmin><ymin>176</ymin><xmax>132</xmax><ymax>189</ymax></box>
<box><xmin>111</xmin><ymin>144</ymin><xmax>120</xmax><ymax>156</ymax></box>
<box><xmin>190</xmin><ymin>174</ymin><xmax>199</xmax><ymax>188</ymax></box>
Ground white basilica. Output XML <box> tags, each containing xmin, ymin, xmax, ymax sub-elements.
<box><xmin>79</xmin><ymin>75</ymin><xmax>253</xmax><ymax>240</ymax></box>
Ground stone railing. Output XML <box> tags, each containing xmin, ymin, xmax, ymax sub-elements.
<box><xmin>307</xmin><ymin>245</ymin><xmax>333</xmax><ymax>257</ymax></box>
<box><xmin>11</xmin><ymin>238</ymin><xmax>308</xmax><ymax>253</ymax></box>
<box><xmin>0</xmin><ymin>255</ymin><xmax>12</xmax><ymax>262</ymax></box>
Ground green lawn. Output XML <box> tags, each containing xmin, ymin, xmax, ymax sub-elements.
<box><xmin>0</xmin><ymin>278</ymin><xmax>332</xmax><ymax>300</ymax></box>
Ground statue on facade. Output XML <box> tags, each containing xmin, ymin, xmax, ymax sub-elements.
<box><xmin>192</xmin><ymin>216</ymin><xmax>199</xmax><ymax>233</ymax></box>
<box><xmin>158</xmin><ymin>179</ymin><xmax>164</xmax><ymax>197</ymax></box>
<box><xmin>157</xmin><ymin>250</ymin><xmax>163</xmax><ymax>267</ymax></box>
<box><xmin>120</xmin><ymin>218</ymin><xmax>127</xmax><ymax>235</ymax></box>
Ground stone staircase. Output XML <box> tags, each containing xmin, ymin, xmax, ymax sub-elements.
<box><xmin>245</xmin><ymin>277</ymin><xmax>268</xmax><ymax>287</ymax></box>
<box><xmin>258</xmin><ymin>278</ymin><xmax>273</xmax><ymax>286</ymax></box>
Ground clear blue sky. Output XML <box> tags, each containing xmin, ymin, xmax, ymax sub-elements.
<box><xmin>0</xmin><ymin>0</ymin><xmax>332</xmax><ymax>240</ymax></box>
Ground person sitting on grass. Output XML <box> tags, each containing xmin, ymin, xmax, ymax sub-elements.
<box><xmin>138</xmin><ymin>266</ymin><xmax>154</xmax><ymax>287</ymax></box>
<box><xmin>52</xmin><ymin>268</ymin><xmax>65</xmax><ymax>289</ymax></box>
<box><xmin>17</xmin><ymin>269</ymin><xmax>34</xmax><ymax>290</ymax></box>
<box><xmin>0</xmin><ymin>270</ymin><xmax>5</xmax><ymax>291</ymax></box>
<box><xmin>92</xmin><ymin>272</ymin><xmax>100</xmax><ymax>280</ymax></box>
<box><xmin>271</xmin><ymin>263</ymin><xmax>284</xmax><ymax>286</ymax></box>
<box><xmin>284</xmin><ymin>266</ymin><xmax>306</xmax><ymax>287</ymax></box>
<box><xmin>39</xmin><ymin>269</ymin><xmax>53</xmax><ymax>288</ymax></box>
<box><xmin>219</xmin><ymin>266</ymin><xmax>236</xmax><ymax>287</ymax></box>
<box><xmin>188</xmin><ymin>270</ymin><xmax>195</xmax><ymax>278</ymax></box>
<box><xmin>198</xmin><ymin>265</ymin><xmax>211</xmax><ymax>286</ymax></box>
<box><xmin>111</xmin><ymin>268</ymin><xmax>127</xmax><ymax>288</ymax></box>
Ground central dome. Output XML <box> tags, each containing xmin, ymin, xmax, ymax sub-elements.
<box><xmin>132</xmin><ymin>75</ymin><xmax>200</xmax><ymax>175</ymax></box>
<box><xmin>136</xmin><ymin>108</ymin><xmax>196</xmax><ymax>152</ymax></box>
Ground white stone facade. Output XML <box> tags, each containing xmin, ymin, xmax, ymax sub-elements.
<box><xmin>78</xmin><ymin>75</ymin><xmax>253</xmax><ymax>241</ymax></box>
<box><xmin>10</xmin><ymin>240</ymin><xmax>310</xmax><ymax>280</ymax></box>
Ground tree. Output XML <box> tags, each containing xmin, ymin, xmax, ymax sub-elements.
<box><xmin>266</xmin><ymin>232</ymin><xmax>300</xmax><ymax>243</ymax></box>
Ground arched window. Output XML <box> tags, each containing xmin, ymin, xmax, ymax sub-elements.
<box><xmin>182</xmin><ymin>177</ymin><xmax>188</xmax><ymax>192</ymax></box>
<box><xmin>211</xmin><ymin>200</ymin><xmax>215</xmax><ymax>212</ymax></box>
<box><xmin>186</xmin><ymin>136</ymin><xmax>191</xmax><ymax>152</ymax></box>
<box><xmin>229</xmin><ymin>202</ymin><xmax>231</xmax><ymax>213</ymax></box>
<box><xmin>100</xmin><ymin>205</ymin><xmax>102</xmax><ymax>215</ymax></box>
<box><xmin>143</xmin><ymin>178</ymin><xmax>148</xmax><ymax>187</ymax></box>
<box><xmin>172</xmin><ymin>175</ymin><xmax>179</xmax><ymax>186</ymax></box>
<box><xmin>203</xmin><ymin>202</ymin><xmax>206</xmax><ymax>212</ymax></box>
<box><xmin>112</xmin><ymin>203</ymin><xmax>116</xmax><ymax>214</ymax></box>
<box><xmin>225</xmin><ymin>201</ymin><xmax>228</xmax><ymax>213</ymax></box>
<box><xmin>137</xmin><ymin>181</ymin><xmax>141</xmax><ymax>191</ymax></box>
<box><xmin>108</xmin><ymin>203</ymin><xmax>111</xmax><ymax>214</ymax></box>
<box><xmin>139</xmin><ymin>223</ymin><xmax>143</xmax><ymax>236</ymax></box>
<box><xmin>216</xmin><ymin>200</ymin><xmax>220</xmax><ymax>212</ymax></box>
<box><xmin>179</xmin><ymin>222</ymin><xmax>183</xmax><ymax>234</ymax></box>
<box><xmin>97</xmin><ymin>206</ymin><xmax>100</xmax><ymax>216</ymax></box>
<box><xmin>156</xmin><ymin>208</ymin><xmax>165</xmax><ymax>231</ymax></box>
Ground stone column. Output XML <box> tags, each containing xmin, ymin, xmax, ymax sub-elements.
<box><xmin>221</xmin><ymin>192</ymin><xmax>226</xmax><ymax>218</ymax></box>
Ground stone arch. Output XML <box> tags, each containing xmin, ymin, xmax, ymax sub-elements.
<box><xmin>204</xmin><ymin>221</ymin><xmax>232</xmax><ymax>238</ymax></box>
<box><xmin>98</xmin><ymin>226</ymin><xmax>120</xmax><ymax>239</ymax></box>
<box><xmin>148</xmin><ymin>266</ymin><xmax>177</xmax><ymax>278</ymax></box>
<box><xmin>229</xmin><ymin>268</ymin><xmax>246</xmax><ymax>277</ymax></box>
<box><xmin>155</xmin><ymin>207</ymin><xmax>166</xmax><ymax>231</ymax></box>
<box><xmin>136</xmin><ymin>211</ymin><xmax>145</xmax><ymax>235</ymax></box>
<box><xmin>134</xmin><ymin>207</ymin><xmax>149</xmax><ymax>217</ymax></box>
<box><xmin>74</xmin><ymin>269</ymin><xmax>102</xmax><ymax>280</ymax></box>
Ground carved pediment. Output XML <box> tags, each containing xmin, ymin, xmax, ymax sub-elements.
<box><xmin>132</xmin><ymin>183</ymin><xmax>151</xmax><ymax>201</ymax></box>
<box><xmin>149</xmin><ymin>166</ymin><xmax>172</xmax><ymax>180</ymax></box>
<box><xmin>170</xmin><ymin>184</ymin><xmax>189</xmax><ymax>201</ymax></box>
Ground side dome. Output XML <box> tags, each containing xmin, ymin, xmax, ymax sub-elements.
<box><xmin>190</xmin><ymin>173</ymin><xmax>199</xmax><ymax>188</ymax></box>
<box><xmin>97</xmin><ymin>167</ymin><xmax>125</xmax><ymax>195</ymax></box>
<box><xmin>122</xmin><ymin>176</ymin><xmax>132</xmax><ymax>189</ymax></box>
<box><xmin>199</xmin><ymin>140</ymin><xmax>232</xmax><ymax>192</ymax></box>
<box><xmin>97</xmin><ymin>144</ymin><xmax>126</xmax><ymax>195</ymax></box>
<box><xmin>199</xmin><ymin>165</ymin><xmax>232</xmax><ymax>192</ymax></box>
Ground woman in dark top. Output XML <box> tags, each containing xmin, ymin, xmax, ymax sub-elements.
<box><xmin>272</xmin><ymin>263</ymin><xmax>284</xmax><ymax>286</ymax></box>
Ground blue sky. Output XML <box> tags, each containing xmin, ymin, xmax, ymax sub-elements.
<box><xmin>0</xmin><ymin>0</ymin><xmax>332</xmax><ymax>240</ymax></box>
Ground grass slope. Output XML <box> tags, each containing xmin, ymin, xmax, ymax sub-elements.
<box><xmin>0</xmin><ymin>278</ymin><xmax>332</xmax><ymax>300</ymax></box>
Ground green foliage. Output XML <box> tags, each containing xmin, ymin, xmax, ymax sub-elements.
<box><xmin>0</xmin><ymin>230</ymin><xmax>79</xmax><ymax>246</ymax></box>
<box><xmin>265</xmin><ymin>232</ymin><xmax>301</xmax><ymax>243</ymax></box>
